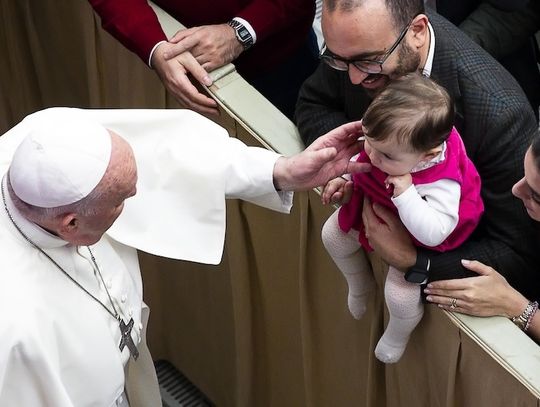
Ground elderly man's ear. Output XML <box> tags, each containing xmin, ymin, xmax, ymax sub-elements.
<box><xmin>59</xmin><ymin>214</ymin><xmax>79</xmax><ymax>236</ymax></box>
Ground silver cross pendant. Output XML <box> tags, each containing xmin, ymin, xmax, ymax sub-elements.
<box><xmin>119</xmin><ymin>317</ymin><xmax>139</xmax><ymax>360</ymax></box>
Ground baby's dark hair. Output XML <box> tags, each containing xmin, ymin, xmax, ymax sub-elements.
<box><xmin>362</xmin><ymin>73</ymin><xmax>455</xmax><ymax>152</ymax></box>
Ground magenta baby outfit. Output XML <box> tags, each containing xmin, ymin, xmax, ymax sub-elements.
<box><xmin>338</xmin><ymin>127</ymin><xmax>484</xmax><ymax>252</ymax></box>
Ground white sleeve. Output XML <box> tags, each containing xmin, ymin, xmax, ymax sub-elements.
<box><xmin>148</xmin><ymin>40</ymin><xmax>167</xmax><ymax>67</ymax></box>
<box><xmin>222</xmin><ymin>138</ymin><xmax>293</xmax><ymax>214</ymax></box>
<box><xmin>391</xmin><ymin>179</ymin><xmax>460</xmax><ymax>247</ymax></box>
<box><xmin>85</xmin><ymin>108</ymin><xmax>293</xmax><ymax>264</ymax></box>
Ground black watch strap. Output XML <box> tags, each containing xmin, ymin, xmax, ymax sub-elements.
<box><xmin>404</xmin><ymin>251</ymin><xmax>430</xmax><ymax>284</ymax></box>
<box><xmin>227</xmin><ymin>19</ymin><xmax>254</xmax><ymax>50</ymax></box>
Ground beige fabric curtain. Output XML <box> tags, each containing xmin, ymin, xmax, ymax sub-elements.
<box><xmin>0</xmin><ymin>0</ymin><xmax>169</xmax><ymax>133</ymax></box>
<box><xmin>1</xmin><ymin>1</ymin><xmax>539</xmax><ymax>406</ymax></box>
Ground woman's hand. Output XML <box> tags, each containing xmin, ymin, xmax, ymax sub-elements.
<box><xmin>424</xmin><ymin>259</ymin><xmax>529</xmax><ymax>317</ymax></box>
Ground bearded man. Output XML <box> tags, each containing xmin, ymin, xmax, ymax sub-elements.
<box><xmin>295</xmin><ymin>0</ymin><xmax>540</xmax><ymax>299</ymax></box>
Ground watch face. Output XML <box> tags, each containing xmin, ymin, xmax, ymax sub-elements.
<box><xmin>238</xmin><ymin>27</ymin><xmax>250</xmax><ymax>41</ymax></box>
<box><xmin>229</xmin><ymin>20</ymin><xmax>253</xmax><ymax>49</ymax></box>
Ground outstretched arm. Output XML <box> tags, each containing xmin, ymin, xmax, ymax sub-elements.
<box><xmin>273</xmin><ymin>121</ymin><xmax>370</xmax><ymax>191</ymax></box>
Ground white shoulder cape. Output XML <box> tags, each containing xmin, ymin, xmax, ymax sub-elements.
<box><xmin>0</xmin><ymin>108</ymin><xmax>293</xmax><ymax>265</ymax></box>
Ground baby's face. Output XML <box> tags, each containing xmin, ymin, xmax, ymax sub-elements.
<box><xmin>363</xmin><ymin>135</ymin><xmax>427</xmax><ymax>176</ymax></box>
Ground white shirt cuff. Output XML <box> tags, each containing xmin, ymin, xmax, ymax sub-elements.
<box><xmin>232</xmin><ymin>17</ymin><xmax>257</xmax><ymax>44</ymax></box>
<box><xmin>391</xmin><ymin>184</ymin><xmax>417</xmax><ymax>206</ymax></box>
<box><xmin>148</xmin><ymin>40</ymin><xmax>167</xmax><ymax>68</ymax></box>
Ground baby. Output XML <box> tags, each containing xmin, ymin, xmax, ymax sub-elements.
<box><xmin>321</xmin><ymin>73</ymin><xmax>484</xmax><ymax>363</ymax></box>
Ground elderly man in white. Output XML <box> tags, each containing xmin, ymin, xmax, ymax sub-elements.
<box><xmin>0</xmin><ymin>107</ymin><xmax>367</xmax><ymax>406</ymax></box>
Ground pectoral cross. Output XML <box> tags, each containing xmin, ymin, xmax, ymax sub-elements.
<box><xmin>119</xmin><ymin>318</ymin><xmax>139</xmax><ymax>360</ymax></box>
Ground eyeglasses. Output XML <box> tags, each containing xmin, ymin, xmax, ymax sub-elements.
<box><xmin>320</xmin><ymin>22</ymin><xmax>412</xmax><ymax>74</ymax></box>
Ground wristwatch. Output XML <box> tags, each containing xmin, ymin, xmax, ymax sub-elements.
<box><xmin>404</xmin><ymin>251</ymin><xmax>430</xmax><ymax>284</ymax></box>
<box><xmin>227</xmin><ymin>19</ymin><xmax>254</xmax><ymax>50</ymax></box>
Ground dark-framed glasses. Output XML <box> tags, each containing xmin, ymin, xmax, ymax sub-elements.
<box><xmin>320</xmin><ymin>21</ymin><xmax>412</xmax><ymax>74</ymax></box>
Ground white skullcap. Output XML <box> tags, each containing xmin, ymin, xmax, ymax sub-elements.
<box><xmin>9</xmin><ymin>107</ymin><xmax>112</xmax><ymax>208</ymax></box>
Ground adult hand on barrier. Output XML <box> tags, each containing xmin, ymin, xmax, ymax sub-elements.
<box><xmin>152</xmin><ymin>41</ymin><xmax>219</xmax><ymax>116</ymax></box>
<box><xmin>425</xmin><ymin>260</ymin><xmax>529</xmax><ymax>318</ymax></box>
<box><xmin>165</xmin><ymin>24</ymin><xmax>243</xmax><ymax>72</ymax></box>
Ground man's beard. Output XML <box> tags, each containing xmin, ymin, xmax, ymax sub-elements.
<box><xmin>393</xmin><ymin>41</ymin><xmax>422</xmax><ymax>77</ymax></box>
<box><xmin>364</xmin><ymin>42</ymin><xmax>421</xmax><ymax>98</ymax></box>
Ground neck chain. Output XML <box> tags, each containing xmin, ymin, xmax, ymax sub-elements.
<box><xmin>1</xmin><ymin>180</ymin><xmax>139</xmax><ymax>360</ymax></box>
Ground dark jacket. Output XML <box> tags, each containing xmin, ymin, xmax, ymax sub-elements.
<box><xmin>296</xmin><ymin>12</ymin><xmax>540</xmax><ymax>298</ymax></box>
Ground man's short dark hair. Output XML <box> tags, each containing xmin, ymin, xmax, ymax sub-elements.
<box><xmin>324</xmin><ymin>0</ymin><xmax>425</xmax><ymax>32</ymax></box>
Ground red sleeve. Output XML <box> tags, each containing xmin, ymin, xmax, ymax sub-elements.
<box><xmin>236</xmin><ymin>0</ymin><xmax>315</xmax><ymax>42</ymax></box>
<box><xmin>88</xmin><ymin>0</ymin><xmax>168</xmax><ymax>64</ymax></box>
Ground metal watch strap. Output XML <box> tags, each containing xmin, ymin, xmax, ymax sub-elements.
<box><xmin>227</xmin><ymin>19</ymin><xmax>253</xmax><ymax>50</ymax></box>
<box><xmin>512</xmin><ymin>301</ymin><xmax>539</xmax><ymax>331</ymax></box>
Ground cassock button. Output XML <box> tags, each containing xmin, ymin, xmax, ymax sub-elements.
<box><xmin>106</xmin><ymin>278</ymin><xmax>113</xmax><ymax>289</ymax></box>
<box><xmin>121</xmin><ymin>294</ymin><xmax>127</xmax><ymax>303</ymax></box>
<box><xmin>129</xmin><ymin>309</ymin><xmax>133</xmax><ymax>317</ymax></box>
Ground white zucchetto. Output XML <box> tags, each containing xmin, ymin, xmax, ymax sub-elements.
<box><xmin>9</xmin><ymin>108</ymin><xmax>112</xmax><ymax>208</ymax></box>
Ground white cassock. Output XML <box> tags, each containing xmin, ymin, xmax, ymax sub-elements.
<box><xmin>0</xmin><ymin>108</ymin><xmax>293</xmax><ymax>406</ymax></box>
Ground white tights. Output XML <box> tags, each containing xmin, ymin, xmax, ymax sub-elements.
<box><xmin>322</xmin><ymin>210</ymin><xmax>374</xmax><ymax>320</ymax></box>
<box><xmin>322</xmin><ymin>210</ymin><xmax>423</xmax><ymax>363</ymax></box>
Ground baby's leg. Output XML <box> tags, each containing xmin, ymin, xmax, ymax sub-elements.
<box><xmin>322</xmin><ymin>210</ymin><xmax>375</xmax><ymax>319</ymax></box>
<box><xmin>375</xmin><ymin>266</ymin><xmax>424</xmax><ymax>363</ymax></box>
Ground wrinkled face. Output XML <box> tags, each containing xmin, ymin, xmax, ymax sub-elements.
<box><xmin>73</xmin><ymin>133</ymin><xmax>138</xmax><ymax>245</ymax></box>
<box><xmin>512</xmin><ymin>147</ymin><xmax>540</xmax><ymax>221</ymax></box>
<box><xmin>78</xmin><ymin>171</ymin><xmax>137</xmax><ymax>245</ymax></box>
<box><xmin>364</xmin><ymin>133</ymin><xmax>428</xmax><ymax>176</ymax></box>
<box><xmin>321</xmin><ymin>1</ymin><xmax>427</xmax><ymax>94</ymax></box>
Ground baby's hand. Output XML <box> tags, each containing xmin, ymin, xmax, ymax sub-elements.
<box><xmin>385</xmin><ymin>174</ymin><xmax>412</xmax><ymax>197</ymax></box>
<box><xmin>322</xmin><ymin>177</ymin><xmax>353</xmax><ymax>205</ymax></box>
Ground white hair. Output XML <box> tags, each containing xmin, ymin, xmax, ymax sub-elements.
<box><xmin>7</xmin><ymin>173</ymin><xmax>106</xmax><ymax>224</ymax></box>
